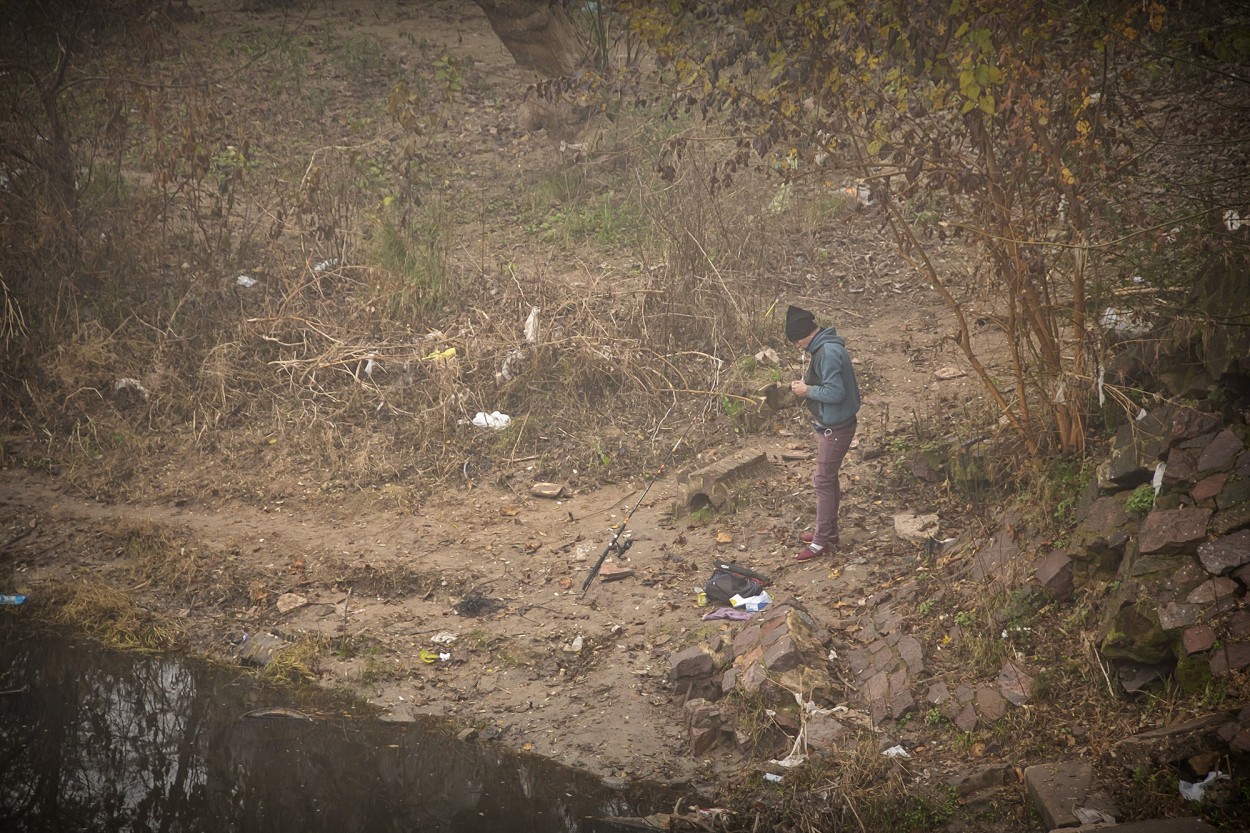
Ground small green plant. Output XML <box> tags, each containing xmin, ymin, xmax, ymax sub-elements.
<box><xmin>925</xmin><ymin>707</ymin><xmax>943</xmax><ymax>726</ymax></box>
<box><xmin>917</xmin><ymin>598</ymin><xmax>937</xmax><ymax>616</ymax></box>
<box><xmin>688</xmin><ymin>503</ymin><xmax>715</xmax><ymax>525</ymax></box>
<box><xmin>721</xmin><ymin>393</ymin><xmax>746</xmax><ymax>421</ymax></box>
<box><xmin>954</xmin><ymin>610</ymin><xmax>976</xmax><ymax>628</ymax></box>
<box><xmin>433</xmin><ymin>54</ymin><xmax>466</xmax><ymax>95</ymax></box>
<box><xmin>592</xmin><ymin>440</ymin><xmax>611</xmax><ymax>469</ymax></box>
<box><xmin>370</xmin><ymin>195</ymin><xmax>455</xmax><ymax>314</ymax></box>
<box><xmin>1126</xmin><ymin>484</ymin><xmax>1156</xmax><ymax>514</ymax></box>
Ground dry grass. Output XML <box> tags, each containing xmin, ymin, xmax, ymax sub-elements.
<box><xmin>45</xmin><ymin>579</ymin><xmax>182</xmax><ymax>650</ymax></box>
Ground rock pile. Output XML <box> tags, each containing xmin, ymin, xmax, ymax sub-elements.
<box><xmin>667</xmin><ymin>603</ymin><xmax>841</xmax><ymax>755</ymax></box>
<box><xmin>1030</xmin><ymin>405</ymin><xmax>1250</xmax><ymax>707</ymax></box>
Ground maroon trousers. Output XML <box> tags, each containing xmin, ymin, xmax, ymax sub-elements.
<box><xmin>813</xmin><ymin>420</ymin><xmax>856</xmax><ymax>548</ymax></box>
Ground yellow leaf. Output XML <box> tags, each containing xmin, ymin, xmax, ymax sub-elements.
<box><xmin>715</xmin><ymin>531</ymin><xmax>733</xmax><ymax>544</ymax></box>
<box><xmin>1060</xmin><ymin>166</ymin><xmax>1077</xmax><ymax>185</ymax></box>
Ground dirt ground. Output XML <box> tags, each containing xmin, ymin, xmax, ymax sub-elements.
<box><xmin>0</xmin><ymin>0</ymin><xmax>1002</xmax><ymax>806</ymax></box>
<box><xmin>0</xmin><ymin>280</ymin><xmax>983</xmax><ymax>789</ymax></box>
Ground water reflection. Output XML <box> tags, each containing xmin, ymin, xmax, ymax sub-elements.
<box><xmin>0</xmin><ymin>626</ymin><xmax>677</xmax><ymax>832</ymax></box>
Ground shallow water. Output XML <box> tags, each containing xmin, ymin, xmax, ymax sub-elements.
<box><xmin>0</xmin><ymin>623</ymin><xmax>680</xmax><ymax>832</ymax></box>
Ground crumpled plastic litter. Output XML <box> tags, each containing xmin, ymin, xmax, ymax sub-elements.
<box><xmin>471</xmin><ymin>411</ymin><xmax>511</xmax><ymax>430</ymax></box>
<box><xmin>730</xmin><ymin>590</ymin><xmax>771</xmax><ymax>612</ymax></box>
<box><xmin>114</xmin><ymin>377</ymin><xmax>151</xmax><ymax>400</ymax></box>
<box><xmin>236</xmin><ymin>275</ymin><xmax>257</xmax><ymax>288</ymax></box>
<box><xmin>424</xmin><ymin>346</ymin><xmax>456</xmax><ymax>362</ymax></box>
<box><xmin>419</xmin><ymin>649</ymin><xmax>451</xmax><ymax>663</ymax></box>
<box><xmin>524</xmin><ymin>306</ymin><xmax>540</xmax><ymax>343</ymax></box>
<box><xmin>1180</xmin><ymin>770</ymin><xmax>1228</xmax><ymax>801</ymax></box>
<box><xmin>770</xmin><ymin>688</ymin><xmax>840</xmax><ymax>769</ymax></box>
<box><xmin>842</xmin><ymin>183</ymin><xmax>874</xmax><ymax>207</ymax></box>
<box><xmin>1074</xmin><ymin>807</ymin><xmax>1116</xmax><ymax>825</ymax></box>
<box><xmin>882</xmin><ymin>744</ymin><xmax>911</xmax><ymax>758</ymax></box>
<box><xmin>430</xmin><ymin>631</ymin><xmax>457</xmax><ymax>645</ymax></box>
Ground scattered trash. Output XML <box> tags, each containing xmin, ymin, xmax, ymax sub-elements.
<box><xmin>114</xmin><ymin>377</ymin><xmax>151</xmax><ymax>400</ymax></box>
<box><xmin>1180</xmin><ymin>770</ymin><xmax>1229</xmax><ymax>801</ymax></box>
<box><xmin>470</xmin><ymin>411</ymin><xmax>511</xmax><ymax>430</ymax></box>
<box><xmin>235</xmin><ymin>275</ymin><xmax>257</xmax><ymax>288</ymax></box>
<box><xmin>763</xmin><ymin>773</ymin><xmax>784</xmax><ymax>783</ymax></box>
<box><xmin>842</xmin><ymin>182</ymin><xmax>874</xmax><ymax>207</ymax></box>
<box><xmin>430</xmin><ymin>631</ymin><xmax>458</xmax><ymax>645</ymax></box>
<box><xmin>695</xmin><ymin>808</ymin><xmax>730</xmax><ymax>822</ymax></box>
<box><xmin>0</xmin><ymin>594</ymin><xmax>27</xmax><ymax>605</ymax></box>
<box><xmin>419</xmin><ymin>649</ymin><xmax>451</xmax><ymax>663</ymax></box>
<box><xmin>524</xmin><ymin>306</ymin><xmax>541</xmax><ymax>343</ymax></box>
<box><xmin>1224</xmin><ymin>210</ymin><xmax>1244</xmax><ymax>232</ymax></box>
<box><xmin>1074</xmin><ymin>807</ymin><xmax>1117</xmax><ymax>825</ymax></box>
<box><xmin>497</xmin><ymin>348</ymin><xmax>525</xmax><ymax>382</ymax></box>
<box><xmin>530</xmin><ymin>482</ymin><xmax>564</xmax><ymax>498</ymax></box>
<box><xmin>564</xmin><ymin>635</ymin><xmax>584</xmax><ymax>653</ymax></box>
<box><xmin>424</xmin><ymin>346</ymin><xmax>456</xmax><ymax>362</ymax></box>
<box><xmin>883</xmin><ymin>744</ymin><xmax>911</xmax><ymax>758</ymax></box>
<box><xmin>730</xmin><ymin>590</ymin><xmax>772</xmax><ymax>612</ymax></box>
<box><xmin>765</xmin><ymin>182</ymin><xmax>793</xmax><ymax>215</ymax></box>
<box><xmin>704</xmin><ymin>562</ymin><xmax>771</xmax><ymax>606</ymax></box>
<box><xmin>1100</xmin><ymin>306</ymin><xmax>1152</xmax><ymax>339</ymax></box>
<box><xmin>313</xmin><ymin>258</ymin><xmax>339</xmax><ymax>272</ymax></box>
<box><xmin>362</xmin><ymin>356</ymin><xmax>380</xmax><ymax>378</ymax></box>
<box><xmin>696</xmin><ymin>590</ymin><xmax>708</xmax><ymax>607</ymax></box>
<box><xmin>933</xmin><ymin>366</ymin><xmax>966</xmax><ymax>381</ymax></box>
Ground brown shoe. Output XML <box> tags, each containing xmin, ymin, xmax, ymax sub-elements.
<box><xmin>795</xmin><ymin>546</ymin><xmax>823</xmax><ymax>562</ymax></box>
<box><xmin>800</xmin><ymin>531</ymin><xmax>815</xmax><ymax>544</ymax></box>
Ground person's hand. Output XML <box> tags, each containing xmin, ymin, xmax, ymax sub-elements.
<box><xmin>791</xmin><ymin>380</ymin><xmax>808</xmax><ymax>397</ymax></box>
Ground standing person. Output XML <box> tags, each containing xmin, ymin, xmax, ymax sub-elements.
<box><xmin>785</xmin><ymin>305</ymin><xmax>861</xmax><ymax>562</ymax></box>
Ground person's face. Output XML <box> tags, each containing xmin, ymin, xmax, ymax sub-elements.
<box><xmin>793</xmin><ymin>329</ymin><xmax>817</xmax><ymax>350</ymax></box>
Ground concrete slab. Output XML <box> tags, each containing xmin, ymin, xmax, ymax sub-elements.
<box><xmin>675</xmin><ymin>451</ymin><xmax>770</xmax><ymax>514</ymax></box>
<box><xmin>1023</xmin><ymin>759</ymin><xmax>1118</xmax><ymax>830</ymax></box>
<box><xmin>1051</xmin><ymin>818</ymin><xmax>1219</xmax><ymax>833</ymax></box>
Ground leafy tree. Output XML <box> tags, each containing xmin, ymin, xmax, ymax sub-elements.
<box><xmin>615</xmin><ymin>0</ymin><xmax>1250</xmax><ymax>455</ymax></box>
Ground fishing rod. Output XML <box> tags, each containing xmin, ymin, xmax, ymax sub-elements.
<box><xmin>579</xmin><ymin>418</ymin><xmax>699</xmax><ymax>597</ymax></box>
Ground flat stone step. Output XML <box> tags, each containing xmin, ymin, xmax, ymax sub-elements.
<box><xmin>1053</xmin><ymin>819</ymin><xmax>1219</xmax><ymax>833</ymax></box>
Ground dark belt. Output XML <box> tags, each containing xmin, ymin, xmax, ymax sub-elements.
<box><xmin>813</xmin><ymin>418</ymin><xmax>856</xmax><ymax>436</ymax></box>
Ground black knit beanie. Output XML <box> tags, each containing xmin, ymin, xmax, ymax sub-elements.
<box><xmin>785</xmin><ymin>305</ymin><xmax>817</xmax><ymax>342</ymax></box>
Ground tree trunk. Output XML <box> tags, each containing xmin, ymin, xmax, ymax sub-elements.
<box><xmin>472</xmin><ymin>0</ymin><xmax>586</xmax><ymax>77</ymax></box>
